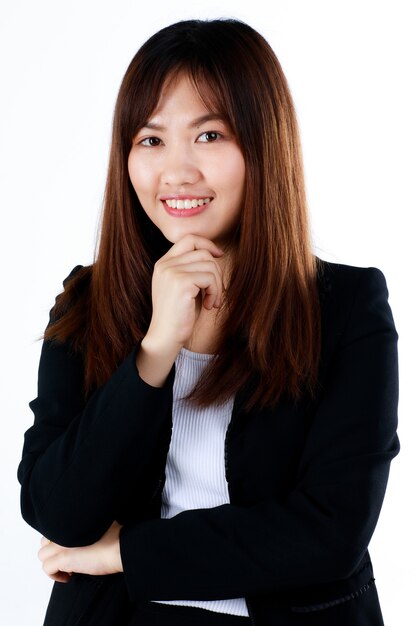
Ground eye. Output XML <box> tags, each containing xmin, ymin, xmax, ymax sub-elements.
<box><xmin>138</xmin><ymin>136</ymin><xmax>162</xmax><ymax>147</ymax></box>
<box><xmin>197</xmin><ymin>131</ymin><xmax>223</xmax><ymax>143</ymax></box>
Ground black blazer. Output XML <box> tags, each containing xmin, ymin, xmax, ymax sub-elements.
<box><xmin>18</xmin><ymin>259</ymin><xmax>399</xmax><ymax>626</ymax></box>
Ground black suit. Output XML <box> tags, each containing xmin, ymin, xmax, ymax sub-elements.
<box><xmin>18</xmin><ymin>259</ymin><xmax>399</xmax><ymax>625</ymax></box>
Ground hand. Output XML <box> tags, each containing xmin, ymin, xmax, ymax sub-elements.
<box><xmin>38</xmin><ymin>521</ymin><xmax>123</xmax><ymax>583</ymax></box>
<box><xmin>147</xmin><ymin>234</ymin><xmax>225</xmax><ymax>351</ymax></box>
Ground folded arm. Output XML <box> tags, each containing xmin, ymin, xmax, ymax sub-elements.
<box><xmin>18</xmin><ymin>270</ymin><xmax>175</xmax><ymax>546</ymax></box>
<box><xmin>118</xmin><ymin>267</ymin><xmax>399</xmax><ymax>600</ymax></box>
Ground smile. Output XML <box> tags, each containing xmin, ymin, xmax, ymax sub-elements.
<box><xmin>162</xmin><ymin>197</ymin><xmax>212</xmax><ymax>218</ymax></box>
<box><xmin>165</xmin><ymin>197</ymin><xmax>211</xmax><ymax>209</ymax></box>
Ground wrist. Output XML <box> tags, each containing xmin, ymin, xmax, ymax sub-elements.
<box><xmin>136</xmin><ymin>334</ymin><xmax>179</xmax><ymax>387</ymax></box>
<box><xmin>115</xmin><ymin>539</ymin><xmax>123</xmax><ymax>573</ymax></box>
<box><xmin>141</xmin><ymin>332</ymin><xmax>182</xmax><ymax>360</ymax></box>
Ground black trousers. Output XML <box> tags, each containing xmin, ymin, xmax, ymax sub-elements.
<box><xmin>127</xmin><ymin>601</ymin><xmax>251</xmax><ymax>625</ymax></box>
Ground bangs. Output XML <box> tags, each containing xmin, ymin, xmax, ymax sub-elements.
<box><xmin>125</xmin><ymin>62</ymin><xmax>235</xmax><ymax>149</ymax></box>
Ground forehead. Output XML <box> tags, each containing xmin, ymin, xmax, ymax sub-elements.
<box><xmin>149</xmin><ymin>70</ymin><xmax>222</xmax><ymax>120</ymax></box>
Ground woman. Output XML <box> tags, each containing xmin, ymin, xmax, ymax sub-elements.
<box><xmin>18</xmin><ymin>18</ymin><xmax>399</xmax><ymax>626</ymax></box>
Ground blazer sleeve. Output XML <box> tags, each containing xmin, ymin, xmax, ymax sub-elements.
<box><xmin>18</xmin><ymin>267</ymin><xmax>175</xmax><ymax>547</ymax></box>
<box><xmin>119</xmin><ymin>266</ymin><xmax>400</xmax><ymax>601</ymax></box>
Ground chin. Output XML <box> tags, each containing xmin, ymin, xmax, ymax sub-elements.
<box><xmin>163</xmin><ymin>226</ymin><xmax>215</xmax><ymax>244</ymax></box>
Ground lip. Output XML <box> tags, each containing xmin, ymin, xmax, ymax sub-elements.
<box><xmin>161</xmin><ymin>198</ymin><xmax>212</xmax><ymax>218</ymax></box>
<box><xmin>160</xmin><ymin>194</ymin><xmax>213</xmax><ymax>200</ymax></box>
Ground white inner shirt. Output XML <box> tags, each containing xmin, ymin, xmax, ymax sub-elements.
<box><xmin>152</xmin><ymin>347</ymin><xmax>249</xmax><ymax>617</ymax></box>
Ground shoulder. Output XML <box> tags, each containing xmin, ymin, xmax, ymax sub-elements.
<box><xmin>315</xmin><ymin>256</ymin><xmax>396</xmax><ymax>344</ymax></box>
<box><xmin>48</xmin><ymin>264</ymin><xmax>92</xmax><ymax>327</ymax></box>
<box><xmin>62</xmin><ymin>264</ymin><xmax>92</xmax><ymax>290</ymax></box>
<box><xmin>315</xmin><ymin>257</ymin><xmax>389</xmax><ymax>303</ymax></box>
<box><xmin>58</xmin><ymin>263</ymin><xmax>92</xmax><ymax>299</ymax></box>
<box><xmin>63</xmin><ymin>264</ymin><xmax>85</xmax><ymax>284</ymax></box>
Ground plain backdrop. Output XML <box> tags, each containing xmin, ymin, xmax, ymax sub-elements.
<box><xmin>1</xmin><ymin>1</ymin><xmax>415</xmax><ymax>624</ymax></box>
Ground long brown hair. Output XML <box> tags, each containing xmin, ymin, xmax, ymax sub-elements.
<box><xmin>44</xmin><ymin>18</ymin><xmax>323</xmax><ymax>412</ymax></box>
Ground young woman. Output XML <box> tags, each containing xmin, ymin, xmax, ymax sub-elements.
<box><xmin>18</xmin><ymin>18</ymin><xmax>399</xmax><ymax>626</ymax></box>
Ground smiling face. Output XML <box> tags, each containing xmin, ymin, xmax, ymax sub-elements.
<box><xmin>127</xmin><ymin>72</ymin><xmax>246</xmax><ymax>249</ymax></box>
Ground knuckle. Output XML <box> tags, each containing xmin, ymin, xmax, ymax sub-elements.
<box><xmin>201</xmin><ymin>250</ymin><xmax>214</xmax><ymax>261</ymax></box>
<box><xmin>197</xmin><ymin>248</ymin><xmax>210</xmax><ymax>257</ymax></box>
<box><xmin>178</xmin><ymin>273</ymin><xmax>191</xmax><ymax>289</ymax></box>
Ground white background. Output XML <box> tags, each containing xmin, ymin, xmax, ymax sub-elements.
<box><xmin>1</xmin><ymin>1</ymin><xmax>415</xmax><ymax>624</ymax></box>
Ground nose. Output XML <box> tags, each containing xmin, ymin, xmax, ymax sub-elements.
<box><xmin>161</xmin><ymin>144</ymin><xmax>202</xmax><ymax>187</ymax></box>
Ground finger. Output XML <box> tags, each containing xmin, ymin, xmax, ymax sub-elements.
<box><xmin>38</xmin><ymin>541</ymin><xmax>65</xmax><ymax>564</ymax></box>
<box><xmin>161</xmin><ymin>257</ymin><xmax>224</xmax><ymax>308</ymax></box>
<box><xmin>177</xmin><ymin>270</ymin><xmax>222</xmax><ymax>310</ymax></box>
<box><xmin>163</xmin><ymin>234</ymin><xmax>224</xmax><ymax>261</ymax></box>
<box><xmin>203</xmin><ymin>289</ymin><xmax>219</xmax><ymax>310</ymax></box>
<box><xmin>201</xmin><ymin>275</ymin><xmax>222</xmax><ymax>310</ymax></box>
<box><xmin>42</xmin><ymin>551</ymin><xmax>72</xmax><ymax>578</ymax></box>
<box><xmin>47</xmin><ymin>571</ymin><xmax>72</xmax><ymax>583</ymax></box>
<box><xmin>170</xmin><ymin>261</ymin><xmax>223</xmax><ymax>307</ymax></box>
<box><xmin>163</xmin><ymin>248</ymin><xmax>222</xmax><ymax>268</ymax></box>
<box><xmin>198</xmin><ymin>264</ymin><xmax>224</xmax><ymax>309</ymax></box>
<box><xmin>38</xmin><ymin>544</ymin><xmax>54</xmax><ymax>561</ymax></box>
<box><xmin>165</xmin><ymin>256</ymin><xmax>224</xmax><ymax>305</ymax></box>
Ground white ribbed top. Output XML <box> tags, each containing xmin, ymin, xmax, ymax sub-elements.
<box><xmin>152</xmin><ymin>347</ymin><xmax>249</xmax><ymax>617</ymax></box>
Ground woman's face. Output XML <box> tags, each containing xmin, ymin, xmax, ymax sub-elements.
<box><xmin>128</xmin><ymin>72</ymin><xmax>246</xmax><ymax>249</ymax></box>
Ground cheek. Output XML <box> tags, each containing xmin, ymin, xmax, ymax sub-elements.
<box><xmin>127</xmin><ymin>154</ymin><xmax>138</xmax><ymax>190</ymax></box>
<box><xmin>127</xmin><ymin>154</ymin><xmax>152</xmax><ymax>197</ymax></box>
<box><xmin>217</xmin><ymin>151</ymin><xmax>245</xmax><ymax>194</ymax></box>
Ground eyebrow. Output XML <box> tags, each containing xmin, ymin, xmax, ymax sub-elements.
<box><xmin>142</xmin><ymin>113</ymin><xmax>225</xmax><ymax>131</ymax></box>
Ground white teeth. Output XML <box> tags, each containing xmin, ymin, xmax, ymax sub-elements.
<box><xmin>165</xmin><ymin>197</ymin><xmax>211</xmax><ymax>209</ymax></box>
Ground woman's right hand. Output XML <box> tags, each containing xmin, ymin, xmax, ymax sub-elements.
<box><xmin>135</xmin><ymin>235</ymin><xmax>225</xmax><ymax>386</ymax></box>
